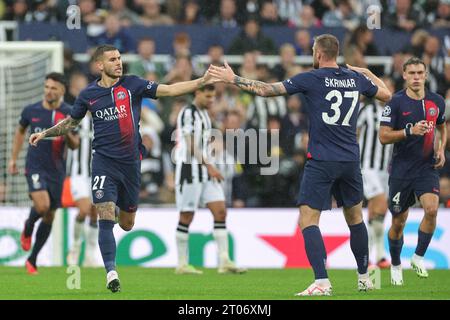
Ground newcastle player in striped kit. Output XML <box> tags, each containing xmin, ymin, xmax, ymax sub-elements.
<box><xmin>174</xmin><ymin>84</ymin><xmax>247</xmax><ymax>275</ymax></box>
<box><xmin>66</xmin><ymin>113</ymin><xmax>99</xmax><ymax>267</ymax></box>
<box><xmin>358</xmin><ymin>92</ymin><xmax>394</xmax><ymax>269</ymax></box>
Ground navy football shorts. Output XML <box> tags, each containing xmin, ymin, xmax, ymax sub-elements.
<box><xmin>91</xmin><ymin>152</ymin><xmax>141</xmax><ymax>212</ymax></box>
<box><xmin>388</xmin><ymin>171</ymin><xmax>440</xmax><ymax>215</ymax></box>
<box><xmin>25</xmin><ymin>170</ymin><xmax>64</xmax><ymax>210</ymax></box>
<box><xmin>297</xmin><ymin>160</ymin><xmax>363</xmax><ymax>211</ymax></box>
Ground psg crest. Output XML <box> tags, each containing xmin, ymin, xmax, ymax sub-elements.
<box><xmin>117</xmin><ymin>92</ymin><xmax>126</xmax><ymax>100</ymax></box>
<box><xmin>95</xmin><ymin>190</ymin><xmax>104</xmax><ymax>199</ymax></box>
<box><xmin>429</xmin><ymin>108</ymin><xmax>437</xmax><ymax>116</ymax></box>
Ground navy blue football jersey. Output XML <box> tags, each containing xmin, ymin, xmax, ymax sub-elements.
<box><xmin>20</xmin><ymin>102</ymin><xmax>72</xmax><ymax>174</ymax></box>
<box><xmin>70</xmin><ymin>75</ymin><xmax>158</xmax><ymax>162</ymax></box>
<box><xmin>380</xmin><ymin>89</ymin><xmax>446</xmax><ymax>178</ymax></box>
<box><xmin>282</xmin><ymin>67</ymin><xmax>378</xmax><ymax>161</ymax></box>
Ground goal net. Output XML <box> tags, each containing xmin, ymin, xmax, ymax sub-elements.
<box><xmin>0</xmin><ymin>42</ymin><xmax>63</xmax><ymax>206</ymax></box>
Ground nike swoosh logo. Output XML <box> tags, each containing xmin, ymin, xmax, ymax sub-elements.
<box><xmin>402</xmin><ymin>112</ymin><xmax>412</xmax><ymax>116</ymax></box>
<box><xmin>89</xmin><ymin>99</ymin><xmax>99</xmax><ymax>106</ymax></box>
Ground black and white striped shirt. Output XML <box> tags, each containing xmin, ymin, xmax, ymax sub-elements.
<box><xmin>67</xmin><ymin>114</ymin><xmax>93</xmax><ymax>177</ymax></box>
<box><xmin>175</xmin><ymin>104</ymin><xmax>212</xmax><ymax>185</ymax></box>
<box><xmin>357</xmin><ymin>100</ymin><xmax>393</xmax><ymax>171</ymax></box>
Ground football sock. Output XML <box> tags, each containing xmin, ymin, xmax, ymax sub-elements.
<box><xmin>349</xmin><ymin>222</ymin><xmax>369</xmax><ymax>275</ymax></box>
<box><xmin>28</xmin><ymin>221</ymin><xmax>52</xmax><ymax>266</ymax></box>
<box><xmin>302</xmin><ymin>225</ymin><xmax>328</xmax><ymax>280</ymax></box>
<box><xmin>213</xmin><ymin>221</ymin><xmax>229</xmax><ymax>265</ymax></box>
<box><xmin>24</xmin><ymin>207</ymin><xmax>41</xmax><ymax>237</ymax></box>
<box><xmin>98</xmin><ymin>220</ymin><xmax>116</xmax><ymax>273</ymax></box>
<box><xmin>388</xmin><ymin>235</ymin><xmax>404</xmax><ymax>266</ymax></box>
<box><xmin>415</xmin><ymin>229</ymin><xmax>433</xmax><ymax>257</ymax></box>
<box><xmin>176</xmin><ymin>222</ymin><xmax>189</xmax><ymax>266</ymax></box>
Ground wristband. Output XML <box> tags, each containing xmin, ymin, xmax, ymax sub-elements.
<box><xmin>405</xmin><ymin>127</ymin><xmax>412</xmax><ymax>137</ymax></box>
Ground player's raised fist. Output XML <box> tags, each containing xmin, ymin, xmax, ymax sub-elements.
<box><xmin>29</xmin><ymin>132</ymin><xmax>45</xmax><ymax>147</ymax></box>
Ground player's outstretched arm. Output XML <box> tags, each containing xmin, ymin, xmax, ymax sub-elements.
<box><xmin>346</xmin><ymin>64</ymin><xmax>392</xmax><ymax>102</ymax></box>
<box><xmin>209</xmin><ymin>61</ymin><xmax>287</xmax><ymax>97</ymax></box>
<box><xmin>155</xmin><ymin>67</ymin><xmax>219</xmax><ymax>97</ymax></box>
<box><xmin>29</xmin><ymin>116</ymin><xmax>82</xmax><ymax>147</ymax></box>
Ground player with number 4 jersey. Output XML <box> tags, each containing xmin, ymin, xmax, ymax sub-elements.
<box><xmin>379</xmin><ymin>57</ymin><xmax>447</xmax><ymax>285</ymax></box>
<box><xmin>209</xmin><ymin>34</ymin><xmax>392</xmax><ymax>296</ymax></box>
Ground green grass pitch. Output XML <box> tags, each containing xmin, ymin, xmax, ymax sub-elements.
<box><xmin>0</xmin><ymin>267</ymin><xmax>449</xmax><ymax>300</ymax></box>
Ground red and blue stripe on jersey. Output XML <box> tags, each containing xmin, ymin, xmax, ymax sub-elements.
<box><xmin>71</xmin><ymin>75</ymin><xmax>158</xmax><ymax>162</ymax></box>
<box><xmin>19</xmin><ymin>102</ymin><xmax>72</xmax><ymax>175</ymax></box>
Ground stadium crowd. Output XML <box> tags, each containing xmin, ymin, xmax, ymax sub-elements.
<box><xmin>0</xmin><ymin>0</ymin><xmax>449</xmax><ymax>208</ymax></box>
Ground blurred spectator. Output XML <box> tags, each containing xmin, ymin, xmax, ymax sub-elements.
<box><xmin>179</xmin><ymin>0</ymin><xmax>207</xmax><ymax>25</ymax></box>
<box><xmin>65</xmin><ymin>72</ymin><xmax>89</xmax><ymax>105</ymax></box>
<box><xmin>294</xmin><ymin>29</ymin><xmax>313</xmax><ymax>55</ymax></box>
<box><xmin>87</xmin><ymin>56</ymin><xmax>102</xmax><ymax>82</ymax></box>
<box><xmin>322</xmin><ymin>0</ymin><xmax>360</xmax><ymax>30</ymax></box>
<box><xmin>272</xmin><ymin>43</ymin><xmax>297</xmax><ymax>81</ymax></box>
<box><xmin>438</xmin><ymin>64</ymin><xmax>450</xmax><ymax>97</ymax></box>
<box><xmin>140</xmin><ymin>0</ymin><xmax>174</xmax><ymax>26</ymax></box>
<box><xmin>165</xmin><ymin>0</ymin><xmax>183</xmax><ymax>21</ymax></box>
<box><xmin>428</xmin><ymin>0</ymin><xmax>450</xmax><ymax>28</ymax></box>
<box><xmin>403</xmin><ymin>29</ymin><xmax>430</xmax><ymax>57</ymax></box>
<box><xmin>259</xmin><ymin>1</ymin><xmax>285</xmax><ymax>25</ymax></box>
<box><xmin>310</xmin><ymin>0</ymin><xmax>336</xmax><ymax>20</ymax></box>
<box><xmin>274</xmin><ymin>0</ymin><xmax>303</xmax><ymax>24</ymax></box>
<box><xmin>288</xmin><ymin>4</ymin><xmax>321</xmax><ymax>28</ymax></box>
<box><xmin>238</xmin><ymin>52</ymin><xmax>259</xmax><ymax>79</ymax></box>
<box><xmin>345</xmin><ymin>25</ymin><xmax>382</xmax><ymax>74</ymax></box>
<box><xmin>384</xmin><ymin>0</ymin><xmax>425</xmax><ymax>32</ymax></box>
<box><xmin>228</xmin><ymin>18</ymin><xmax>277</xmax><ymax>54</ymax></box>
<box><xmin>128</xmin><ymin>37</ymin><xmax>166</xmax><ymax>79</ymax></box>
<box><xmin>163</xmin><ymin>55</ymin><xmax>195</xmax><ymax>84</ymax></box>
<box><xmin>24</xmin><ymin>0</ymin><xmax>59</xmax><ymax>23</ymax></box>
<box><xmin>212</xmin><ymin>0</ymin><xmax>238</xmax><ymax>28</ymax></box>
<box><xmin>171</xmin><ymin>32</ymin><xmax>192</xmax><ymax>57</ymax></box>
<box><xmin>108</xmin><ymin>0</ymin><xmax>141</xmax><ymax>26</ymax></box>
<box><xmin>88</xmin><ymin>14</ymin><xmax>136</xmax><ymax>53</ymax></box>
<box><xmin>236</xmin><ymin>0</ymin><xmax>262</xmax><ymax>23</ymax></box>
<box><xmin>207</xmin><ymin>44</ymin><xmax>225</xmax><ymax>66</ymax></box>
<box><xmin>423</xmin><ymin>36</ymin><xmax>446</xmax><ymax>92</ymax></box>
<box><xmin>3</xmin><ymin>0</ymin><xmax>28</xmax><ymax>21</ymax></box>
<box><xmin>344</xmin><ymin>44</ymin><xmax>367</xmax><ymax>68</ymax></box>
<box><xmin>280</xmin><ymin>94</ymin><xmax>309</xmax><ymax>156</ymax></box>
<box><xmin>78</xmin><ymin>0</ymin><xmax>106</xmax><ymax>37</ymax></box>
<box><xmin>63</xmin><ymin>48</ymin><xmax>85</xmax><ymax>80</ymax></box>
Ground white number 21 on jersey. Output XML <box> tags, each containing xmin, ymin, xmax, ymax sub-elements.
<box><xmin>322</xmin><ymin>90</ymin><xmax>359</xmax><ymax>126</ymax></box>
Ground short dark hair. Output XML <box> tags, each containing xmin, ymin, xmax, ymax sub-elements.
<box><xmin>92</xmin><ymin>45</ymin><xmax>119</xmax><ymax>61</ymax></box>
<box><xmin>197</xmin><ymin>84</ymin><xmax>215</xmax><ymax>92</ymax></box>
<box><xmin>403</xmin><ymin>57</ymin><xmax>426</xmax><ymax>72</ymax></box>
<box><xmin>45</xmin><ymin>72</ymin><xmax>67</xmax><ymax>88</ymax></box>
<box><xmin>314</xmin><ymin>34</ymin><xmax>339</xmax><ymax>60</ymax></box>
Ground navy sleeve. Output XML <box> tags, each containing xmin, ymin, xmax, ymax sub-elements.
<box><xmin>436</xmin><ymin>95</ymin><xmax>446</xmax><ymax>125</ymax></box>
<box><xmin>70</xmin><ymin>91</ymin><xmax>88</xmax><ymax>120</ymax></box>
<box><xmin>358</xmin><ymin>73</ymin><xmax>378</xmax><ymax>98</ymax></box>
<box><xmin>19</xmin><ymin>106</ymin><xmax>30</xmax><ymax>128</ymax></box>
<box><xmin>380</xmin><ymin>98</ymin><xmax>398</xmax><ymax>128</ymax></box>
<box><xmin>131</xmin><ymin>76</ymin><xmax>159</xmax><ymax>99</ymax></box>
<box><xmin>282</xmin><ymin>72</ymin><xmax>311</xmax><ymax>95</ymax></box>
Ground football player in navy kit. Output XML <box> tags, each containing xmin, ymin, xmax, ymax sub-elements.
<box><xmin>379</xmin><ymin>57</ymin><xmax>447</xmax><ymax>285</ymax></box>
<box><xmin>210</xmin><ymin>34</ymin><xmax>392</xmax><ymax>296</ymax></box>
<box><xmin>29</xmin><ymin>45</ymin><xmax>218</xmax><ymax>293</ymax></box>
<box><xmin>9</xmin><ymin>72</ymin><xmax>79</xmax><ymax>274</ymax></box>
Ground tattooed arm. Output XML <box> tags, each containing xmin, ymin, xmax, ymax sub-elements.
<box><xmin>29</xmin><ymin>116</ymin><xmax>82</xmax><ymax>146</ymax></box>
<box><xmin>209</xmin><ymin>61</ymin><xmax>287</xmax><ymax>97</ymax></box>
<box><xmin>233</xmin><ymin>76</ymin><xmax>287</xmax><ymax>97</ymax></box>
